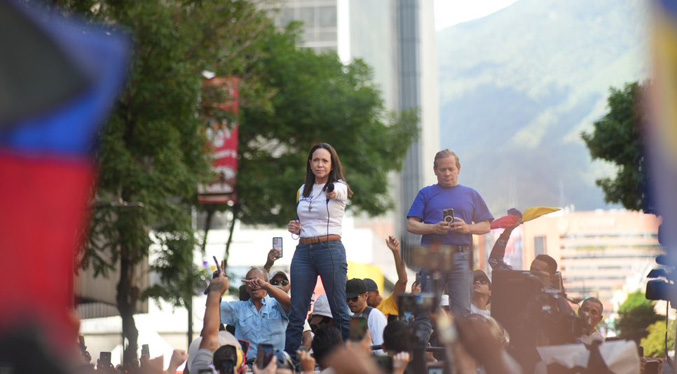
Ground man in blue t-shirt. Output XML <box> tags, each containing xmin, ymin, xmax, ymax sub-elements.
<box><xmin>407</xmin><ymin>149</ymin><xmax>493</xmax><ymax>343</ymax></box>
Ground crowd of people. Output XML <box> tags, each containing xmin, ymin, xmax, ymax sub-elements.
<box><xmin>79</xmin><ymin>144</ymin><xmax>633</xmax><ymax>374</ymax></box>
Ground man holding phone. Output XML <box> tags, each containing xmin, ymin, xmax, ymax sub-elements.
<box><xmin>407</xmin><ymin>149</ymin><xmax>493</xmax><ymax>343</ymax></box>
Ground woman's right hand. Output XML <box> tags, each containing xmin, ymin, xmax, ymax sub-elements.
<box><xmin>288</xmin><ymin>220</ymin><xmax>301</xmax><ymax>235</ymax></box>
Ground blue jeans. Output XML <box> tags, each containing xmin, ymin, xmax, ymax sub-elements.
<box><xmin>285</xmin><ymin>241</ymin><xmax>351</xmax><ymax>354</ymax></box>
<box><xmin>414</xmin><ymin>250</ymin><xmax>471</xmax><ymax>343</ymax></box>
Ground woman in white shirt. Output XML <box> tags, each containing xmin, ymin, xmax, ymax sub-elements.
<box><xmin>285</xmin><ymin>143</ymin><xmax>353</xmax><ymax>357</ymax></box>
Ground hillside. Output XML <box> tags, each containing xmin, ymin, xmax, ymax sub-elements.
<box><xmin>437</xmin><ymin>0</ymin><xmax>649</xmax><ymax>215</ymax></box>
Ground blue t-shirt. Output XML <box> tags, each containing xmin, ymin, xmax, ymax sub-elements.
<box><xmin>407</xmin><ymin>184</ymin><xmax>493</xmax><ymax>246</ymax></box>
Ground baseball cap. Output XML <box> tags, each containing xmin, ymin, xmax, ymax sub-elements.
<box><xmin>187</xmin><ymin>331</ymin><xmax>244</xmax><ymax>373</ymax></box>
<box><xmin>363</xmin><ymin>278</ymin><xmax>379</xmax><ymax>292</ymax></box>
<box><xmin>312</xmin><ymin>293</ymin><xmax>333</xmax><ymax>318</ymax></box>
<box><xmin>473</xmin><ymin>269</ymin><xmax>491</xmax><ymax>287</ymax></box>
<box><xmin>271</xmin><ymin>270</ymin><xmax>289</xmax><ymax>281</ymax></box>
<box><xmin>345</xmin><ymin>279</ymin><xmax>367</xmax><ymax>299</ymax></box>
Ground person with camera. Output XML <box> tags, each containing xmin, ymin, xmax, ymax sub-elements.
<box><xmin>488</xmin><ymin>210</ymin><xmax>560</xmax><ymax>288</ymax></box>
<box><xmin>285</xmin><ymin>143</ymin><xmax>353</xmax><ymax>357</ymax></box>
<box><xmin>406</xmin><ymin>149</ymin><xmax>493</xmax><ymax>343</ymax></box>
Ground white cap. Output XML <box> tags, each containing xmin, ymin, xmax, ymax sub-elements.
<box><xmin>312</xmin><ymin>293</ymin><xmax>333</xmax><ymax>318</ymax></box>
<box><xmin>187</xmin><ymin>331</ymin><xmax>241</xmax><ymax>373</ymax></box>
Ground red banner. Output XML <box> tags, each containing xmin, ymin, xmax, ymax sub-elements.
<box><xmin>198</xmin><ymin>77</ymin><xmax>240</xmax><ymax>204</ymax></box>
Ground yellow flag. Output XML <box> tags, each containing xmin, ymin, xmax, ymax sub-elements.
<box><xmin>522</xmin><ymin>207</ymin><xmax>560</xmax><ymax>223</ymax></box>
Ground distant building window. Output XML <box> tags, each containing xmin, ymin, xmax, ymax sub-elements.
<box><xmin>534</xmin><ymin>236</ymin><xmax>546</xmax><ymax>256</ymax></box>
<box><xmin>300</xmin><ymin>7</ymin><xmax>316</xmax><ymax>27</ymax></box>
<box><xmin>318</xmin><ymin>6</ymin><xmax>337</xmax><ymax>27</ymax></box>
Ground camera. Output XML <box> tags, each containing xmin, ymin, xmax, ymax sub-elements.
<box><xmin>442</xmin><ymin>208</ymin><xmax>454</xmax><ymax>224</ymax></box>
<box><xmin>398</xmin><ymin>293</ymin><xmax>436</xmax><ymax>315</ymax></box>
<box><xmin>492</xmin><ymin>271</ymin><xmax>584</xmax><ymax>348</ymax></box>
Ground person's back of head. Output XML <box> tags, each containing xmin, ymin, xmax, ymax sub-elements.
<box><xmin>311</xmin><ymin>326</ymin><xmax>343</xmax><ymax>369</ymax></box>
<box><xmin>382</xmin><ymin>320</ymin><xmax>413</xmax><ymax>353</ymax></box>
<box><xmin>534</xmin><ymin>254</ymin><xmax>558</xmax><ymax>275</ymax></box>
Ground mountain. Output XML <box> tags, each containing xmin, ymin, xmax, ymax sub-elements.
<box><xmin>437</xmin><ymin>0</ymin><xmax>649</xmax><ymax>216</ymax></box>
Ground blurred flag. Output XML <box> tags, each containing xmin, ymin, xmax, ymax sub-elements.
<box><xmin>0</xmin><ymin>0</ymin><xmax>130</xmax><ymax>361</ymax></box>
<box><xmin>648</xmin><ymin>0</ymin><xmax>677</xmax><ymax>261</ymax></box>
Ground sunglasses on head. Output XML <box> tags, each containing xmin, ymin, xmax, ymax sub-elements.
<box><xmin>271</xmin><ymin>279</ymin><xmax>289</xmax><ymax>286</ymax></box>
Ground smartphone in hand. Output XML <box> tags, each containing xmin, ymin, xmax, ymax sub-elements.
<box><xmin>273</xmin><ymin>237</ymin><xmax>283</xmax><ymax>258</ymax></box>
<box><xmin>349</xmin><ymin>317</ymin><xmax>368</xmax><ymax>341</ymax></box>
<box><xmin>256</xmin><ymin>343</ymin><xmax>275</xmax><ymax>369</ymax></box>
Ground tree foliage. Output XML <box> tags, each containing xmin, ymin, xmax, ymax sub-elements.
<box><xmin>581</xmin><ymin>81</ymin><xmax>648</xmax><ymax>211</ymax></box>
<box><xmin>616</xmin><ymin>291</ymin><xmax>662</xmax><ymax>345</ymax></box>
<box><xmin>641</xmin><ymin>319</ymin><xmax>676</xmax><ymax>358</ymax></box>
<box><xmin>55</xmin><ymin>0</ymin><xmax>275</xmax><ymax>367</ymax></box>
<box><xmin>237</xmin><ymin>24</ymin><xmax>419</xmax><ymax>226</ymax></box>
<box><xmin>55</xmin><ymin>0</ymin><xmax>418</xmax><ymax>367</ymax></box>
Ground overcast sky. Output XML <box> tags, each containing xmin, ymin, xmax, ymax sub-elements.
<box><xmin>434</xmin><ymin>0</ymin><xmax>519</xmax><ymax>30</ymax></box>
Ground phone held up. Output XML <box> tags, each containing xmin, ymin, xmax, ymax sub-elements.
<box><xmin>273</xmin><ymin>237</ymin><xmax>283</xmax><ymax>258</ymax></box>
<box><xmin>256</xmin><ymin>343</ymin><xmax>275</xmax><ymax>369</ymax></box>
<box><xmin>443</xmin><ymin>208</ymin><xmax>455</xmax><ymax>225</ymax></box>
<box><xmin>349</xmin><ymin>317</ymin><xmax>368</xmax><ymax>341</ymax></box>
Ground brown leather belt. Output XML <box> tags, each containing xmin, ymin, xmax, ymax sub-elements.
<box><xmin>300</xmin><ymin>235</ymin><xmax>341</xmax><ymax>245</ymax></box>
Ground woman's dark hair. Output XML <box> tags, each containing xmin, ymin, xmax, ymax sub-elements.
<box><xmin>302</xmin><ymin>143</ymin><xmax>353</xmax><ymax>198</ymax></box>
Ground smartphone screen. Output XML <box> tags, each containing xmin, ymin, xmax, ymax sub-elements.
<box><xmin>273</xmin><ymin>237</ymin><xmax>283</xmax><ymax>258</ymax></box>
<box><xmin>349</xmin><ymin>317</ymin><xmax>368</xmax><ymax>341</ymax></box>
<box><xmin>99</xmin><ymin>351</ymin><xmax>111</xmax><ymax>367</ymax></box>
<box><xmin>256</xmin><ymin>343</ymin><xmax>275</xmax><ymax>369</ymax></box>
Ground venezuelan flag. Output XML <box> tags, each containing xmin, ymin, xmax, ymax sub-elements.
<box><xmin>0</xmin><ymin>0</ymin><xmax>129</xmax><ymax>357</ymax></box>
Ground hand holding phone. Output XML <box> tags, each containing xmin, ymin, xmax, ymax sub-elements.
<box><xmin>349</xmin><ymin>317</ymin><xmax>369</xmax><ymax>342</ymax></box>
<box><xmin>273</xmin><ymin>237</ymin><xmax>283</xmax><ymax>258</ymax></box>
<box><xmin>442</xmin><ymin>208</ymin><xmax>455</xmax><ymax>225</ymax></box>
<box><xmin>256</xmin><ymin>343</ymin><xmax>275</xmax><ymax>369</ymax></box>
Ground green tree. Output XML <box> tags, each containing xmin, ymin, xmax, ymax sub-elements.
<box><xmin>581</xmin><ymin>81</ymin><xmax>648</xmax><ymax>210</ymax></box>
<box><xmin>55</xmin><ymin>0</ymin><xmax>276</xmax><ymax>367</ymax></box>
<box><xmin>641</xmin><ymin>319</ymin><xmax>676</xmax><ymax>358</ymax></box>
<box><xmin>616</xmin><ymin>291</ymin><xmax>661</xmax><ymax>345</ymax></box>
<box><xmin>236</xmin><ymin>23</ymin><xmax>419</xmax><ymax>228</ymax></box>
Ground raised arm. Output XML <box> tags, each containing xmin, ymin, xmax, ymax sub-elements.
<box><xmin>385</xmin><ymin>236</ymin><xmax>408</xmax><ymax>296</ymax></box>
<box><xmin>200</xmin><ymin>273</ymin><xmax>229</xmax><ymax>351</ymax></box>
<box><xmin>243</xmin><ymin>278</ymin><xmax>292</xmax><ymax>313</ymax></box>
<box><xmin>263</xmin><ymin>249</ymin><xmax>281</xmax><ymax>274</ymax></box>
<box><xmin>488</xmin><ymin>224</ymin><xmax>518</xmax><ymax>272</ymax></box>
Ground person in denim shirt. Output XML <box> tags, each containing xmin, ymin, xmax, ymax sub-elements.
<box><xmin>220</xmin><ymin>267</ymin><xmax>291</xmax><ymax>359</ymax></box>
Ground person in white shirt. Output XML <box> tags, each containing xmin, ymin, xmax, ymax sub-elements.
<box><xmin>285</xmin><ymin>143</ymin><xmax>353</xmax><ymax>357</ymax></box>
<box><xmin>578</xmin><ymin>297</ymin><xmax>604</xmax><ymax>344</ymax></box>
<box><xmin>471</xmin><ymin>269</ymin><xmax>491</xmax><ymax>317</ymax></box>
<box><xmin>345</xmin><ymin>278</ymin><xmax>388</xmax><ymax>348</ymax></box>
